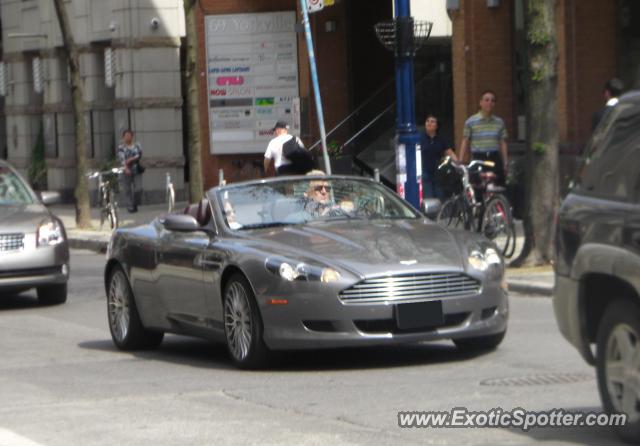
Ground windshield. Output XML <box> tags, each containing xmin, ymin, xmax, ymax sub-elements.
<box><xmin>215</xmin><ymin>177</ymin><xmax>419</xmax><ymax>230</ymax></box>
<box><xmin>0</xmin><ymin>166</ymin><xmax>35</xmax><ymax>205</ymax></box>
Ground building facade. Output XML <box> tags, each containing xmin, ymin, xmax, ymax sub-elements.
<box><xmin>449</xmin><ymin>0</ymin><xmax>639</xmax><ymax>155</ymax></box>
<box><xmin>0</xmin><ymin>0</ymin><xmax>187</xmax><ymax>202</ymax></box>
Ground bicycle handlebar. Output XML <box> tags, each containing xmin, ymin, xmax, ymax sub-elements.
<box><xmin>86</xmin><ymin>167</ymin><xmax>125</xmax><ymax>179</ymax></box>
<box><xmin>438</xmin><ymin>156</ymin><xmax>495</xmax><ymax>172</ymax></box>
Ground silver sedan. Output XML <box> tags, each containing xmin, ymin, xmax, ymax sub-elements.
<box><xmin>0</xmin><ymin>160</ymin><xmax>70</xmax><ymax>304</ymax></box>
<box><xmin>105</xmin><ymin>176</ymin><xmax>508</xmax><ymax>368</ymax></box>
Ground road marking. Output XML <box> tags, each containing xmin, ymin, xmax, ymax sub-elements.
<box><xmin>0</xmin><ymin>428</ymin><xmax>45</xmax><ymax>446</ymax></box>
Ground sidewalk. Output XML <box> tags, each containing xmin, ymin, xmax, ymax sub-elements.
<box><xmin>52</xmin><ymin>204</ymin><xmax>554</xmax><ymax>296</ymax></box>
<box><xmin>51</xmin><ymin>202</ymin><xmax>186</xmax><ymax>252</ymax></box>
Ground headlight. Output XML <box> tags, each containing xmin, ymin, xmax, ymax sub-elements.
<box><xmin>37</xmin><ymin>220</ymin><xmax>64</xmax><ymax>246</ymax></box>
<box><xmin>467</xmin><ymin>245</ymin><xmax>503</xmax><ymax>278</ymax></box>
<box><xmin>267</xmin><ymin>258</ymin><xmax>341</xmax><ymax>283</ymax></box>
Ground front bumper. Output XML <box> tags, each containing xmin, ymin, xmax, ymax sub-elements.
<box><xmin>0</xmin><ymin>239</ymin><xmax>69</xmax><ymax>293</ymax></box>
<box><xmin>552</xmin><ymin>273</ymin><xmax>595</xmax><ymax>365</ymax></box>
<box><xmin>259</xmin><ymin>280</ymin><xmax>508</xmax><ymax>350</ymax></box>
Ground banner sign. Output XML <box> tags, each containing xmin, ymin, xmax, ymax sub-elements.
<box><xmin>205</xmin><ymin>12</ymin><xmax>300</xmax><ymax>154</ymax></box>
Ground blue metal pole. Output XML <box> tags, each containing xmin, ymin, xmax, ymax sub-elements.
<box><xmin>299</xmin><ymin>0</ymin><xmax>332</xmax><ymax>174</ymax></box>
<box><xmin>394</xmin><ymin>0</ymin><xmax>421</xmax><ymax>209</ymax></box>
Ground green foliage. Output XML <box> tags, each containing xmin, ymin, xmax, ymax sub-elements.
<box><xmin>327</xmin><ymin>140</ymin><xmax>344</xmax><ymax>158</ymax></box>
<box><xmin>532</xmin><ymin>141</ymin><xmax>547</xmax><ymax>154</ymax></box>
<box><xmin>28</xmin><ymin>123</ymin><xmax>47</xmax><ymax>190</ymax></box>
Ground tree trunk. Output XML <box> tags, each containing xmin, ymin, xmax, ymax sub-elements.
<box><xmin>183</xmin><ymin>0</ymin><xmax>204</xmax><ymax>202</ymax></box>
<box><xmin>512</xmin><ymin>0</ymin><xmax>560</xmax><ymax>267</ymax></box>
<box><xmin>52</xmin><ymin>0</ymin><xmax>92</xmax><ymax>229</ymax></box>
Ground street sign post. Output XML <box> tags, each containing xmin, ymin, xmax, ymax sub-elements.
<box><xmin>299</xmin><ymin>0</ymin><xmax>331</xmax><ymax>174</ymax></box>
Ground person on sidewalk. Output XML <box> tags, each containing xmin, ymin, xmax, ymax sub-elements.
<box><xmin>263</xmin><ymin>121</ymin><xmax>308</xmax><ymax>176</ymax></box>
<box><xmin>117</xmin><ymin>129</ymin><xmax>144</xmax><ymax>213</ymax></box>
<box><xmin>592</xmin><ymin>78</ymin><xmax>625</xmax><ymax>131</ymax></box>
<box><xmin>458</xmin><ymin>90</ymin><xmax>509</xmax><ymax>186</ymax></box>
<box><xmin>421</xmin><ymin>114</ymin><xmax>457</xmax><ymax>200</ymax></box>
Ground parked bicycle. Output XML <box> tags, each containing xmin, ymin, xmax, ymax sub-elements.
<box><xmin>436</xmin><ymin>157</ymin><xmax>517</xmax><ymax>258</ymax></box>
<box><xmin>87</xmin><ymin>167</ymin><xmax>124</xmax><ymax>230</ymax></box>
<box><xmin>165</xmin><ymin>172</ymin><xmax>175</xmax><ymax>213</ymax></box>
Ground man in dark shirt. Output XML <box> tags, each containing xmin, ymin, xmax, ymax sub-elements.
<box><xmin>421</xmin><ymin>115</ymin><xmax>456</xmax><ymax>199</ymax></box>
<box><xmin>592</xmin><ymin>78</ymin><xmax>624</xmax><ymax>131</ymax></box>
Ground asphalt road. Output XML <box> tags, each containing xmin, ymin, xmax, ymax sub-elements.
<box><xmin>0</xmin><ymin>250</ymin><xmax>626</xmax><ymax>446</ymax></box>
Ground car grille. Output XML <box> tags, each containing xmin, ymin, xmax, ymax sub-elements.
<box><xmin>339</xmin><ymin>272</ymin><xmax>481</xmax><ymax>304</ymax></box>
<box><xmin>0</xmin><ymin>233</ymin><xmax>25</xmax><ymax>252</ymax></box>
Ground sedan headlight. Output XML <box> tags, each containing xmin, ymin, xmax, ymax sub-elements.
<box><xmin>37</xmin><ymin>220</ymin><xmax>64</xmax><ymax>246</ymax></box>
<box><xmin>267</xmin><ymin>258</ymin><xmax>341</xmax><ymax>283</ymax></box>
<box><xmin>467</xmin><ymin>245</ymin><xmax>503</xmax><ymax>278</ymax></box>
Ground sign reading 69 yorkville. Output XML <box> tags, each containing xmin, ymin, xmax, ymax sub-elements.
<box><xmin>205</xmin><ymin>12</ymin><xmax>301</xmax><ymax>154</ymax></box>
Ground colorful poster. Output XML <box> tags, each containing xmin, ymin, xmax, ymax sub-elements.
<box><xmin>205</xmin><ymin>12</ymin><xmax>300</xmax><ymax>154</ymax></box>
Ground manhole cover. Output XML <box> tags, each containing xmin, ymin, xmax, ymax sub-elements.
<box><xmin>480</xmin><ymin>372</ymin><xmax>594</xmax><ymax>387</ymax></box>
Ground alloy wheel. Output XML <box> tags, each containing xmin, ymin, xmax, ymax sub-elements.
<box><xmin>224</xmin><ymin>282</ymin><xmax>253</xmax><ymax>361</ymax></box>
<box><xmin>108</xmin><ymin>270</ymin><xmax>130</xmax><ymax>343</ymax></box>
<box><xmin>605</xmin><ymin>323</ymin><xmax>640</xmax><ymax>423</ymax></box>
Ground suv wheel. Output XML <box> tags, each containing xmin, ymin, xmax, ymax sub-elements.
<box><xmin>596</xmin><ymin>300</ymin><xmax>640</xmax><ymax>443</ymax></box>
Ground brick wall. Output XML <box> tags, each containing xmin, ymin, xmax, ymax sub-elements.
<box><xmin>570</xmin><ymin>0</ymin><xmax>617</xmax><ymax>147</ymax></box>
<box><xmin>450</xmin><ymin>0</ymin><xmax>515</xmax><ymax>149</ymax></box>
<box><xmin>454</xmin><ymin>0</ymin><xmax>617</xmax><ymax>154</ymax></box>
<box><xmin>196</xmin><ymin>0</ymin><xmax>349</xmax><ymax>188</ymax></box>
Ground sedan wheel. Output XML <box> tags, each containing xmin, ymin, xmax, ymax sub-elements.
<box><xmin>597</xmin><ymin>300</ymin><xmax>640</xmax><ymax>443</ymax></box>
<box><xmin>107</xmin><ymin>266</ymin><xmax>163</xmax><ymax>350</ymax></box>
<box><xmin>223</xmin><ymin>273</ymin><xmax>268</xmax><ymax>368</ymax></box>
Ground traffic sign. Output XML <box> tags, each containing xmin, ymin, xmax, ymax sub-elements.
<box><xmin>308</xmin><ymin>0</ymin><xmax>324</xmax><ymax>13</ymax></box>
<box><xmin>308</xmin><ymin>0</ymin><xmax>333</xmax><ymax>13</ymax></box>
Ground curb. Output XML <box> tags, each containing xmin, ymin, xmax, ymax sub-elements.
<box><xmin>68</xmin><ymin>236</ymin><xmax>109</xmax><ymax>253</ymax></box>
<box><xmin>507</xmin><ymin>281</ymin><xmax>553</xmax><ymax>296</ymax></box>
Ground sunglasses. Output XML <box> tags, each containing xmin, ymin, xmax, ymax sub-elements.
<box><xmin>313</xmin><ymin>185</ymin><xmax>331</xmax><ymax>193</ymax></box>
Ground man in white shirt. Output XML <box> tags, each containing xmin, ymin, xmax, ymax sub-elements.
<box><xmin>263</xmin><ymin>121</ymin><xmax>304</xmax><ymax>176</ymax></box>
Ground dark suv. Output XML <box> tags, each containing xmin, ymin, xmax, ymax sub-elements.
<box><xmin>554</xmin><ymin>91</ymin><xmax>640</xmax><ymax>442</ymax></box>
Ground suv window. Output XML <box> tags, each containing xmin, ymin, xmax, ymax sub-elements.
<box><xmin>575</xmin><ymin>102</ymin><xmax>640</xmax><ymax>201</ymax></box>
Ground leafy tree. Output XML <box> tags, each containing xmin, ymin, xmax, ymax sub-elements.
<box><xmin>183</xmin><ymin>0</ymin><xmax>204</xmax><ymax>201</ymax></box>
<box><xmin>52</xmin><ymin>0</ymin><xmax>91</xmax><ymax>228</ymax></box>
<box><xmin>512</xmin><ymin>0</ymin><xmax>559</xmax><ymax>266</ymax></box>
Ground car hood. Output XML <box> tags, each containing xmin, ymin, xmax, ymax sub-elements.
<box><xmin>0</xmin><ymin>204</ymin><xmax>50</xmax><ymax>233</ymax></box>
<box><xmin>243</xmin><ymin>219</ymin><xmax>464</xmax><ymax>275</ymax></box>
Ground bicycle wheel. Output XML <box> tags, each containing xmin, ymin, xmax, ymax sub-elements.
<box><xmin>503</xmin><ymin>217</ymin><xmax>517</xmax><ymax>259</ymax></box>
<box><xmin>438</xmin><ymin>197</ymin><xmax>471</xmax><ymax>230</ymax></box>
<box><xmin>108</xmin><ymin>189</ymin><xmax>119</xmax><ymax>230</ymax></box>
<box><xmin>481</xmin><ymin>194</ymin><xmax>514</xmax><ymax>256</ymax></box>
<box><xmin>108</xmin><ymin>205</ymin><xmax>119</xmax><ymax>230</ymax></box>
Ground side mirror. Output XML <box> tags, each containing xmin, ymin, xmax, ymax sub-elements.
<box><xmin>39</xmin><ymin>191</ymin><xmax>62</xmax><ymax>206</ymax></box>
<box><xmin>162</xmin><ymin>214</ymin><xmax>200</xmax><ymax>232</ymax></box>
<box><xmin>422</xmin><ymin>198</ymin><xmax>442</xmax><ymax>220</ymax></box>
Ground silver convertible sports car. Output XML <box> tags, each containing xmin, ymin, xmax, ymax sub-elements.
<box><xmin>105</xmin><ymin>175</ymin><xmax>508</xmax><ymax>368</ymax></box>
<box><xmin>0</xmin><ymin>160</ymin><xmax>69</xmax><ymax>304</ymax></box>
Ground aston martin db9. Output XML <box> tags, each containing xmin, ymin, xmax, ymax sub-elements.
<box><xmin>104</xmin><ymin>175</ymin><xmax>508</xmax><ymax>368</ymax></box>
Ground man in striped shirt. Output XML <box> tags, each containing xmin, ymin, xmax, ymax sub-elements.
<box><xmin>458</xmin><ymin>90</ymin><xmax>509</xmax><ymax>186</ymax></box>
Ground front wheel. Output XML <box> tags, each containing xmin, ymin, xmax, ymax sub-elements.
<box><xmin>108</xmin><ymin>204</ymin><xmax>119</xmax><ymax>230</ymax></box>
<box><xmin>223</xmin><ymin>273</ymin><xmax>269</xmax><ymax>369</ymax></box>
<box><xmin>107</xmin><ymin>266</ymin><xmax>164</xmax><ymax>350</ymax></box>
<box><xmin>596</xmin><ymin>300</ymin><xmax>640</xmax><ymax>443</ymax></box>
<box><xmin>481</xmin><ymin>195</ymin><xmax>514</xmax><ymax>256</ymax></box>
<box><xmin>438</xmin><ymin>197</ymin><xmax>471</xmax><ymax>230</ymax></box>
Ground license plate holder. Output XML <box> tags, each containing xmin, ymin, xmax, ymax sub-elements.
<box><xmin>395</xmin><ymin>300</ymin><xmax>444</xmax><ymax>330</ymax></box>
